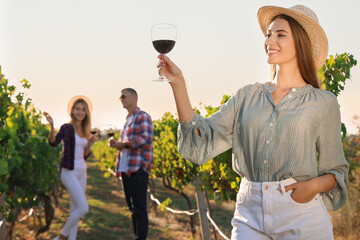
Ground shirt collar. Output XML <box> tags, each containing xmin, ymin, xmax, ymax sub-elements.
<box><xmin>263</xmin><ymin>82</ymin><xmax>313</xmax><ymax>97</ymax></box>
<box><xmin>127</xmin><ymin>107</ymin><xmax>140</xmax><ymax>119</ymax></box>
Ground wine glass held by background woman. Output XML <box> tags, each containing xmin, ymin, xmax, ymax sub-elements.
<box><xmin>159</xmin><ymin>5</ymin><xmax>348</xmax><ymax>240</ymax></box>
<box><xmin>45</xmin><ymin>95</ymin><xmax>96</xmax><ymax>240</ymax></box>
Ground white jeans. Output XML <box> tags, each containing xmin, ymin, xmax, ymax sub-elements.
<box><xmin>60</xmin><ymin>167</ymin><xmax>89</xmax><ymax>240</ymax></box>
<box><xmin>231</xmin><ymin>178</ymin><xmax>333</xmax><ymax>240</ymax></box>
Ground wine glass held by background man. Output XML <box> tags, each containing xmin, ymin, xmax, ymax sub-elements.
<box><xmin>108</xmin><ymin>88</ymin><xmax>153</xmax><ymax>240</ymax></box>
<box><xmin>45</xmin><ymin>95</ymin><xmax>97</xmax><ymax>240</ymax></box>
<box><xmin>159</xmin><ymin>5</ymin><xmax>348</xmax><ymax>240</ymax></box>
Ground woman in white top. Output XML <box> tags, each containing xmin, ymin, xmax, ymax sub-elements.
<box><xmin>45</xmin><ymin>95</ymin><xmax>96</xmax><ymax>240</ymax></box>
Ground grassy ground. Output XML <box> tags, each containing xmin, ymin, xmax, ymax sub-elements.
<box><xmin>331</xmin><ymin>181</ymin><xmax>360</xmax><ymax>240</ymax></box>
<box><xmin>9</xmin><ymin>158</ymin><xmax>233</xmax><ymax>239</ymax></box>
<box><xmin>8</xmin><ymin>158</ymin><xmax>360</xmax><ymax>239</ymax></box>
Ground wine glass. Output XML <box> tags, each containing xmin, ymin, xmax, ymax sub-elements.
<box><xmin>91</xmin><ymin>126</ymin><xmax>98</xmax><ymax>136</ymax></box>
<box><xmin>151</xmin><ymin>23</ymin><xmax>177</xmax><ymax>82</ymax></box>
<box><xmin>104</xmin><ymin>125</ymin><xmax>116</xmax><ymax>139</ymax></box>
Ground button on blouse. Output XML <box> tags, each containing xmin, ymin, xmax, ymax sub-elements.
<box><xmin>178</xmin><ymin>82</ymin><xmax>349</xmax><ymax>211</ymax></box>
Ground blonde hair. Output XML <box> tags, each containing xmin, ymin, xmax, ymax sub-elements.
<box><xmin>70</xmin><ymin>99</ymin><xmax>91</xmax><ymax>139</ymax></box>
<box><xmin>269</xmin><ymin>14</ymin><xmax>320</xmax><ymax>88</ymax></box>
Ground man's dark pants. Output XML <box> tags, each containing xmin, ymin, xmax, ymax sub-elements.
<box><xmin>121</xmin><ymin>168</ymin><xmax>149</xmax><ymax>240</ymax></box>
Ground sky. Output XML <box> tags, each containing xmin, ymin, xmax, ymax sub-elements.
<box><xmin>1</xmin><ymin>0</ymin><xmax>359</xmax><ymax>134</ymax></box>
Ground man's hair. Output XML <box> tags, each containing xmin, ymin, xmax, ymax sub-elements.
<box><xmin>122</xmin><ymin>88</ymin><xmax>137</xmax><ymax>96</ymax></box>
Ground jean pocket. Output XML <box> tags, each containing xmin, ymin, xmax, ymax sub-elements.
<box><xmin>236</xmin><ymin>193</ymin><xmax>246</xmax><ymax>204</ymax></box>
<box><xmin>286</xmin><ymin>190</ymin><xmax>317</xmax><ymax>206</ymax></box>
<box><xmin>236</xmin><ymin>185</ymin><xmax>249</xmax><ymax>204</ymax></box>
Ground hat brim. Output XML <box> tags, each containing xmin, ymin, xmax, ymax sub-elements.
<box><xmin>67</xmin><ymin>95</ymin><xmax>93</xmax><ymax>116</ymax></box>
<box><xmin>257</xmin><ymin>6</ymin><xmax>328</xmax><ymax>70</ymax></box>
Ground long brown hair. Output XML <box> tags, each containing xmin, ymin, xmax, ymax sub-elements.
<box><xmin>269</xmin><ymin>14</ymin><xmax>320</xmax><ymax>88</ymax></box>
<box><xmin>70</xmin><ymin>99</ymin><xmax>91</xmax><ymax>139</ymax></box>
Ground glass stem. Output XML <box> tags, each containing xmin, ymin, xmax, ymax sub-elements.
<box><xmin>160</xmin><ymin>54</ymin><xmax>165</xmax><ymax>75</ymax></box>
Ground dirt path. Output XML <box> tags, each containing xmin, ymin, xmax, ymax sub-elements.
<box><xmin>10</xmin><ymin>158</ymin><xmax>234</xmax><ymax>239</ymax></box>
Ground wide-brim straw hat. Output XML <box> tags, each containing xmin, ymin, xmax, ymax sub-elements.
<box><xmin>67</xmin><ymin>95</ymin><xmax>93</xmax><ymax>116</ymax></box>
<box><xmin>257</xmin><ymin>5</ymin><xmax>328</xmax><ymax>70</ymax></box>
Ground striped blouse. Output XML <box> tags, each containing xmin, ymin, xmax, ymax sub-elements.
<box><xmin>178</xmin><ymin>82</ymin><xmax>349</xmax><ymax>211</ymax></box>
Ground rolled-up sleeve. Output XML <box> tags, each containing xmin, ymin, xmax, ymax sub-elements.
<box><xmin>178</xmin><ymin>94</ymin><xmax>237</xmax><ymax>165</ymax></box>
<box><xmin>317</xmin><ymin>95</ymin><xmax>349</xmax><ymax>211</ymax></box>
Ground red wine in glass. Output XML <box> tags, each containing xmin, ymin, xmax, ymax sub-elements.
<box><xmin>103</xmin><ymin>124</ymin><xmax>116</xmax><ymax>139</ymax></box>
<box><xmin>91</xmin><ymin>130</ymin><xmax>97</xmax><ymax>135</ymax></box>
<box><xmin>151</xmin><ymin>23</ymin><xmax>177</xmax><ymax>82</ymax></box>
<box><xmin>152</xmin><ymin>40</ymin><xmax>176</xmax><ymax>54</ymax></box>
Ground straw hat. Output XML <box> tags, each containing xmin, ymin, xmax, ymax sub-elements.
<box><xmin>67</xmin><ymin>95</ymin><xmax>93</xmax><ymax>115</ymax></box>
<box><xmin>257</xmin><ymin>5</ymin><xmax>328</xmax><ymax>70</ymax></box>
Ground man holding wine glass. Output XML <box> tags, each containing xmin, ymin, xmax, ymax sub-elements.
<box><xmin>108</xmin><ymin>88</ymin><xmax>153</xmax><ymax>240</ymax></box>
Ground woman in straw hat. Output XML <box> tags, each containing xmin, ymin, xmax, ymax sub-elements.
<box><xmin>44</xmin><ymin>95</ymin><xmax>96</xmax><ymax>240</ymax></box>
<box><xmin>159</xmin><ymin>4</ymin><xmax>348</xmax><ymax>239</ymax></box>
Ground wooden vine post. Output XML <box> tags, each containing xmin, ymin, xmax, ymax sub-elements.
<box><xmin>195</xmin><ymin>175</ymin><xmax>211</xmax><ymax>240</ymax></box>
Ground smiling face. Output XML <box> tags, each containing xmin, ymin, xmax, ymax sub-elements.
<box><xmin>265</xmin><ymin>17</ymin><xmax>297</xmax><ymax>68</ymax></box>
<box><xmin>71</xmin><ymin>102</ymin><xmax>87</xmax><ymax>122</ymax></box>
<box><xmin>69</xmin><ymin>98</ymin><xmax>91</xmax><ymax>138</ymax></box>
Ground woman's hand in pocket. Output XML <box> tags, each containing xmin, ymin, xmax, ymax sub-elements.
<box><xmin>284</xmin><ymin>180</ymin><xmax>318</xmax><ymax>203</ymax></box>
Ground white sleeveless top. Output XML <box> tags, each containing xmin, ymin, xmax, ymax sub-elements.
<box><xmin>74</xmin><ymin>133</ymin><xmax>88</xmax><ymax>169</ymax></box>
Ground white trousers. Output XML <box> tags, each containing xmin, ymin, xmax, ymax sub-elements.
<box><xmin>231</xmin><ymin>178</ymin><xmax>333</xmax><ymax>240</ymax></box>
<box><xmin>60</xmin><ymin>167</ymin><xmax>89</xmax><ymax>240</ymax></box>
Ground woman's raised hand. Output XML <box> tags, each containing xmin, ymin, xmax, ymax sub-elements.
<box><xmin>158</xmin><ymin>55</ymin><xmax>193</xmax><ymax>121</ymax></box>
<box><xmin>158</xmin><ymin>55</ymin><xmax>184</xmax><ymax>84</ymax></box>
<box><xmin>44</xmin><ymin>112</ymin><xmax>56</xmax><ymax>142</ymax></box>
<box><xmin>44</xmin><ymin>112</ymin><xmax>54</xmax><ymax>126</ymax></box>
